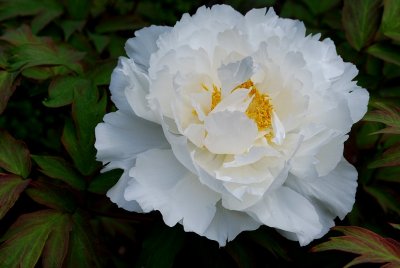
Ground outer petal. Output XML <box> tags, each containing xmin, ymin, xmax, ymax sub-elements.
<box><xmin>124</xmin><ymin>149</ymin><xmax>221</xmax><ymax>234</ymax></box>
<box><xmin>125</xmin><ymin>25</ymin><xmax>171</xmax><ymax>72</ymax></box>
<box><xmin>285</xmin><ymin>158</ymin><xmax>357</xmax><ymax>219</ymax></box>
<box><xmin>248</xmin><ymin>186</ymin><xmax>323</xmax><ymax>246</ymax></box>
<box><xmin>95</xmin><ymin>111</ymin><xmax>168</xmax><ymax>164</ymax></box>
<box><xmin>111</xmin><ymin>57</ymin><xmax>158</xmax><ymax>123</ymax></box>
<box><xmin>345</xmin><ymin>86</ymin><xmax>369</xmax><ymax>123</ymax></box>
<box><xmin>203</xmin><ymin>203</ymin><xmax>261</xmax><ymax>246</ymax></box>
<box><xmin>107</xmin><ymin>168</ymin><xmax>142</xmax><ymax>212</ymax></box>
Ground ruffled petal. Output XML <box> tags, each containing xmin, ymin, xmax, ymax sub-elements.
<box><xmin>95</xmin><ymin>111</ymin><xmax>168</xmax><ymax>164</ymax></box>
<box><xmin>124</xmin><ymin>149</ymin><xmax>220</xmax><ymax>234</ymax></box>
<box><xmin>248</xmin><ymin>186</ymin><xmax>322</xmax><ymax>246</ymax></box>
<box><xmin>217</xmin><ymin>56</ymin><xmax>254</xmax><ymax>94</ymax></box>
<box><xmin>203</xmin><ymin>203</ymin><xmax>261</xmax><ymax>246</ymax></box>
<box><xmin>285</xmin><ymin>158</ymin><xmax>357</xmax><ymax>219</ymax></box>
<box><xmin>107</xmin><ymin>168</ymin><xmax>142</xmax><ymax>212</ymax></box>
<box><xmin>346</xmin><ymin>86</ymin><xmax>369</xmax><ymax>123</ymax></box>
<box><xmin>125</xmin><ymin>25</ymin><xmax>171</xmax><ymax>72</ymax></box>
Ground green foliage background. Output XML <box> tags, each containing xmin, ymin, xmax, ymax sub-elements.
<box><xmin>0</xmin><ymin>0</ymin><xmax>400</xmax><ymax>267</ymax></box>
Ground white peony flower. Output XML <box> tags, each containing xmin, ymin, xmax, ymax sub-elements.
<box><xmin>95</xmin><ymin>5</ymin><xmax>369</xmax><ymax>246</ymax></box>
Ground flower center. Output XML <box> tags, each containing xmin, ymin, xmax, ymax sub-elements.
<box><xmin>235</xmin><ymin>80</ymin><xmax>274</xmax><ymax>133</ymax></box>
<box><xmin>203</xmin><ymin>80</ymin><xmax>274</xmax><ymax>140</ymax></box>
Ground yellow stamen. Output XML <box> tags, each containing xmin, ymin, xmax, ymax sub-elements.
<box><xmin>203</xmin><ymin>79</ymin><xmax>274</xmax><ymax>140</ymax></box>
<box><xmin>210</xmin><ymin>85</ymin><xmax>221</xmax><ymax>111</ymax></box>
<box><xmin>246</xmin><ymin>87</ymin><xmax>273</xmax><ymax>131</ymax></box>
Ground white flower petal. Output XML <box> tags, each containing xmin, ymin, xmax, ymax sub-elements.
<box><xmin>286</xmin><ymin>158</ymin><xmax>357</xmax><ymax>219</ymax></box>
<box><xmin>95</xmin><ymin>111</ymin><xmax>168</xmax><ymax>163</ymax></box>
<box><xmin>223</xmin><ymin>145</ymin><xmax>280</xmax><ymax>168</ymax></box>
<box><xmin>203</xmin><ymin>203</ymin><xmax>261</xmax><ymax>246</ymax></box>
<box><xmin>249</xmin><ymin>186</ymin><xmax>322</xmax><ymax>246</ymax></box>
<box><xmin>125</xmin><ymin>149</ymin><xmax>220</xmax><ymax>234</ymax></box>
<box><xmin>217</xmin><ymin>57</ymin><xmax>254</xmax><ymax>94</ymax></box>
<box><xmin>204</xmin><ymin>111</ymin><xmax>258</xmax><ymax>154</ymax></box>
<box><xmin>271</xmin><ymin>111</ymin><xmax>285</xmax><ymax>145</ymax></box>
<box><xmin>109</xmin><ymin>57</ymin><xmax>137</xmax><ymax>114</ymax></box>
<box><xmin>107</xmin><ymin>169</ymin><xmax>142</xmax><ymax>212</ymax></box>
<box><xmin>125</xmin><ymin>25</ymin><xmax>171</xmax><ymax>72</ymax></box>
<box><xmin>346</xmin><ymin>86</ymin><xmax>369</xmax><ymax>123</ymax></box>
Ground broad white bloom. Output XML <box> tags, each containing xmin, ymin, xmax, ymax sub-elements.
<box><xmin>95</xmin><ymin>5</ymin><xmax>369</xmax><ymax>246</ymax></box>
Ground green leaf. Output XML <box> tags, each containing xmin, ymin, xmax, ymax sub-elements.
<box><xmin>90</xmin><ymin>0</ymin><xmax>108</xmax><ymax>17</ymax></box>
<box><xmin>226</xmin><ymin>242</ymin><xmax>255</xmax><ymax>268</ymax></box>
<box><xmin>63</xmin><ymin>82</ymin><xmax>106</xmax><ymax>175</ymax></box>
<box><xmin>0</xmin><ymin>210</ymin><xmax>71</xmax><ymax>268</ymax></box>
<box><xmin>62</xmin><ymin>120</ymin><xmax>100</xmax><ymax>176</ymax></box>
<box><xmin>0</xmin><ymin>0</ymin><xmax>63</xmax><ymax>33</ymax></box>
<box><xmin>32</xmin><ymin>155</ymin><xmax>85</xmax><ymax>190</ymax></box>
<box><xmin>0</xmin><ymin>174</ymin><xmax>30</xmax><ymax>220</ymax></box>
<box><xmin>246</xmin><ymin>228</ymin><xmax>291</xmax><ymax>261</ymax></box>
<box><xmin>64</xmin><ymin>211</ymin><xmax>105</xmax><ymax>268</ymax></box>
<box><xmin>376</xmin><ymin>166</ymin><xmax>400</xmax><ymax>183</ymax></box>
<box><xmin>0</xmin><ymin>130</ymin><xmax>31</xmax><ymax>178</ymax></box>
<box><xmin>137</xmin><ymin>225</ymin><xmax>185</xmax><ymax>268</ymax></box>
<box><xmin>42</xmin><ymin>217</ymin><xmax>72</xmax><ymax>268</ymax></box>
<box><xmin>0</xmin><ymin>0</ymin><xmax>42</xmax><ymax>21</ymax></box>
<box><xmin>363</xmin><ymin>101</ymin><xmax>400</xmax><ymax>134</ymax></box>
<box><xmin>367</xmin><ymin>43</ymin><xmax>400</xmax><ymax>67</ymax></box>
<box><xmin>302</xmin><ymin>0</ymin><xmax>341</xmax><ymax>15</ymax></box>
<box><xmin>65</xmin><ymin>0</ymin><xmax>90</xmax><ymax>20</ymax></box>
<box><xmin>342</xmin><ymin>0</ymin><xmax>381</xmax><ymax>51</ymax></box>
<box><xmin>312</xmin><ymin>226</ymin><xmax>400</xmax><ymax>268</ymax></box>
<box><xmin>365</xmin><ymin>185</ymin><xmax>400</xmax><ymax>214</ymax></box>
<box><xmin>356</xmin><ymin>122</ymin><xmax>381</xmax><ymax>149</ymax></box>
<box><xmin>44</xmin><ymin>76</ymin><xmax>88</xmax><ymax>108</ymax></box>
<box><xmin>98</xmin><ymin>216</ymin><xmax>136</xmax><ymax>238</ymax></box>
<box><xmin>8</xmin><ymin>43</ymin><xmax>84</xmax><ymax>73</ymax></box>
<box><xmin>381</xmin><ymin>0</ymin><xmax>400</xmax><ymax>41</ymax></box>
<box><xmin>0</xmin><ymin>70</ymin><xmax>18</xmax><ymax>114</ymax></box>
<box><xmin>59</xmin><ymin>19</ymin><xmax>85</xmax><ymax>40</ymax></box>
<box><xmin>0</xmin><ymin>24</ymin><xmax>43</xmax><ymax>45</ymax></box>
<box><xmin>21</xmin><ymin>66</ymin><xmax>71</xmax><ymax>80</ymax></box>
<box><xmin>390</xmin><ymin>223</ymin><xmax>400</xmax><ymax>231</ymax></box>
<box><xmin>62</xmin><ymin>119</ymin><xmax>89</xmax><ymax>176</ymax></box>
<box><xmin>88</xmin><ymin>169</ymin><xmax>122</xmax><ymax>194</ymax></box>
<box><xmin>368</xmin><ymin>144</ymin><xmax>400</xmax><ymax>168</ymax></box>
<box><xmin>30</xmin><ymin>0</ymin><xmax>63</xmax><ymax>34</ymax></box>
<box><xmin>87</xmin><ymin>59</ymin><xmax>116</xmax><ymax>86</ymax></box>
<box><xmin>25</xmin><ymin>180</ymin><xmax>78</xmax><ymax>212</ymax></box>
<box><xmin>88</xmin><ymin>32</ymin><xmax>110</xmax><ymax>53</ymax></box>
<box><xmin>280</xmin><ymin>1</ymin><xmax>314</xmax><ymax>26</ymax></box>
<box><xmin>95</xmin><ymin>15</ymin><xmax>146</xmax><ymax>33</ymax></box>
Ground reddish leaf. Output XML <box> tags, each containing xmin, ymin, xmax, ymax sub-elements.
<box><xmin>31</xmin><ymin>155</ymin><xmax>85</xmax><ymax>190</ymax></box>
<box><xmin>390</xmin><ymin>223</ymin><xmax>400</xmax><ymax>231</ymax></box>
<box><xmin>44</xmin><ymin>76</ymin><xmax>88</xmax><ymax>108</ymax></box>
<box><xmin>42</xmin><ymin>216</ymin><xmax>72</xmax><ymax>268</ymax></box>
<box><xmin>0</xmin><ymin>71</ymin><xmax>19</xmax><ymax>114</ymax></box>
<box><xmin>0</xmin><ymin>130</ymin><xmax>31</xmax><ymax>178</ymax></box>
<box><xmin>312</xmin><ymin>226</ymin><xmax>400</xmax><ymax>267</ymax></box>
<box><xmin>25</xmin><ymin>180</ymin><xmax>77</xmax><ymax>212</ymax></box>
<box><xmin>342</xmin><ymin>0</ymin><xmax>381</xmax><ymax>51</ymax></box>
<box><xmin>364</xmin><ymin>101</ymin><xmax>400</xmax><ymax>134</ymax></box>
<box><xmin>364</xmin><ymin>186</ymin><xmax>400</xmax><ymax>214</ymax></box>
<box><xmin>0</xmin><ymin>173</ymin><xmax>30</xmax><ymax>219</ymax></box>
<box><xmin>64</xmin><ymin>211</ymin><xmax>105</xmax><ymax>268</ymax></box>
<box><xmin>369</xmin><ymin>144</ymin><xmax>400</xmax><ymax>168</ymax></box>
<box><xmin>1</xmin><ymin>26</ymin><xmax>84</xmax><ymax>74</ymax></box>
<box><xmin>0</xmin><ymin>210</ymin><xmax>72</xmax><ymax>268</ymax></box>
